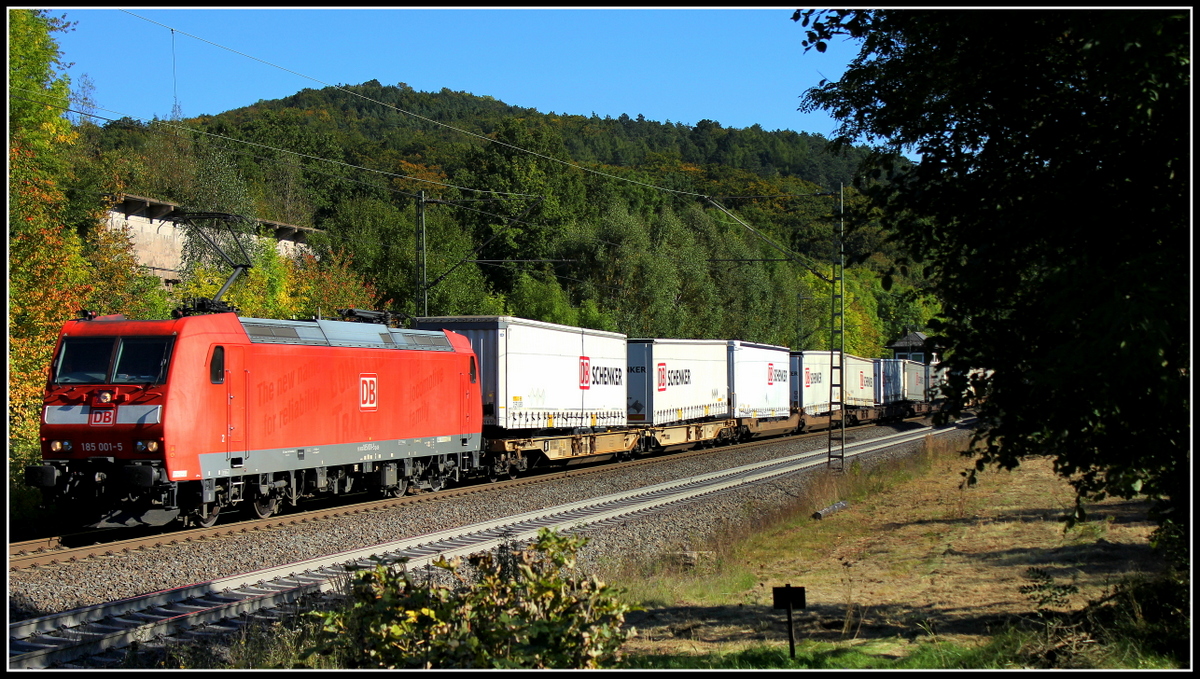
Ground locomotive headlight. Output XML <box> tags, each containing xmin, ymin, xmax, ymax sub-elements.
<box><xmin>135</xmin><ymin>440</ymin><xmax>161</xmax><ymax>453</ymax></box>
<box><xmin>49</xmin><ymin>440</ymin><xmax>72</xmax><ymax>452</ymax></box>
<box><xmin>97</xmin><ymin>390</ymin><xmax>114</xmax><ymax>404</ymax></box>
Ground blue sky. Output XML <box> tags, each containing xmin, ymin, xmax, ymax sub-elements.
<box><xmin>44</xmin><ymin>8</ymin><xmax>863</xmax><ymax>138</ymax></box>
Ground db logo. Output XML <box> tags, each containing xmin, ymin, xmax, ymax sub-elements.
<box><xmin>579</xmin><ymin>357</ymin><xmax>591</xmax><ymax>390</ymax></box>
<box><xmin>767</xmin><ymin>363</ymin><xmax>775</xmax><ymax>386</ymax></box>
<box><xmin>89</xmin><ymin>408</ymin><xmax>115</xmax><ymax>426</ymax></box>
<box><xmin>657</xmin><ymin>363</ymin><xmax>667</xmax><ymax>392</ymax></box>
<box><xmin>360</xmin><ymin>373</ymin><xmax>378</xmax><ymax>411</ymax></box>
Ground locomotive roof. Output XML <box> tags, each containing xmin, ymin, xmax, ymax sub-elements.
<box><xmin>239</xmin><ymin>317</ymin><xmax>455</xmax><ymax>351</ymax></box>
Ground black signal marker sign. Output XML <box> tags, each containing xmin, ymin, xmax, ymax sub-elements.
<box><xmin>773</xmin><ymin>584</ymin><xmax>806</xmax><ymax>610</ymax></box>
<box><xmin>773</xmin><ymin>584</ymin><xmax>806</xmax><ymax>659</ymax></box>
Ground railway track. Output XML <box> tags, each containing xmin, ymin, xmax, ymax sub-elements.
<box><xmin>12</xmin><ymin>419</ymin><xmax>935</xmax><ymax>571</ymax></box>
<box><xmin>9</xmin><ymin>419</ymin><xmax>970</xmax><ymax>669</ymax></box>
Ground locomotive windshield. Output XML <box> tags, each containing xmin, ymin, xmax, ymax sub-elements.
<box><xmin>54</xmin><ymin>336</ymin><xmax>174</xmax><ymax>385</ymax></box>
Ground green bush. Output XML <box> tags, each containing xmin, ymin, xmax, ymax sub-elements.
<box><xmin>304</xmin><ymin>528</ymin><xmax>636</xmax><ymax>669</ymax></box>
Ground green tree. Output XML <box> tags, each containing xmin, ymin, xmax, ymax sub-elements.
<box><xmin>794</xmin><ymin>10</ymin><xmax>1189</xmax><ymax>557</ymax></box>
<box><xmin>452</xmin><ymin>117</ymin><xmax>587</xmax><ymax>292</ymax></box>
<box><xmin>8</xmin><ymin>10</ymin><xmax>94</xmax><ymax>472</ymax></box>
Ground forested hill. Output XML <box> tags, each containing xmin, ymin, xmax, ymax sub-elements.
<box><xmin>207</xmin><ymin>80</ymin><xmax>873</xmax><ymax>191</ymax></box>
<box><xmin>78</xmin><ymin>77</ymin><xmax>932</xmax><ymax>358</ymax></box>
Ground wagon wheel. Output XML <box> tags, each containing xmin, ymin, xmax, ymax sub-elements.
<box><xmin>191</xmin><ymin>503</ymin><xmax>220</xmax><ymax>528</ymax></box>
<box><xmin>488</xmin><ymin>458</ymin><xmax>517</xmax><ymax>483</ymax></box>
<box><xmin>251</xmin><ymin>495</ymin><xmax>278</xmax><ymax>519</ymax></box>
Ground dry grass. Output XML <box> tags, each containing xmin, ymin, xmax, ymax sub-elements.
<box><xmin>617</xmin><ymin>434</ymin><xmax>1165</xmax><ymax>659</ymax></box>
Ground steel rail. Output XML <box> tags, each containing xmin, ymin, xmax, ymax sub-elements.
<box><xmin>11</xmin><ymin>418</ymin><xmax>933</xmax><ymax>571</ymax></box>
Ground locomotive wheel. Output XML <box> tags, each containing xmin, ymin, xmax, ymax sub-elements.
<box><xmin>427</xmin><ymin>474</ymin><xmax>446</xmax><ymax>493</ymax></box>
<box><xmin>251</xmin><ymin>495</ymin><xmax>278</xmax><ymax>519</ymax></box>
<box><xmin>507</xmin><ymin>462</ymin><xmax>519</xmax><ymax>480</ymax></box>
<box><xmin>192</xmin><ymin>504</ymin><xmax>220</xmax><ymax>528</ymax></box>
<box><xmin>387</xmin><ymin>477</ymin><xmax>410</xmax><ymax>498</ymax></box>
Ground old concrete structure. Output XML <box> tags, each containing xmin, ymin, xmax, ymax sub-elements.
<box><xmin>107</xmin><ymin>194</ymin><xmax>320</xmax><ymax>287</ymax></box>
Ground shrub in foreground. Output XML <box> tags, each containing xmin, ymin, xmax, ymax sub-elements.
<box><xmin>304</xmin><ymin>529</ymin><xmax>636</xmax><ymax>668</ymax></box>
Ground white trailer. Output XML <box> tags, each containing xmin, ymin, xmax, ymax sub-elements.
<box><xmin>728</xmin><ymin>340</ymin><xmax>791</xmax><ymax>419</ymax></box>
<box><xmin>627</xmin><ymin>338</ymin><xmax>729</xmax><ymax>426</ymax></box>
<box><xmin>414</xmin><ymin>316</ymin><xmax>628</xmax><ymax>431</ymax></box>
<box><xmin>874</xmin><ymin>358</ymin><xmax>904</xmax><ymax>405</ymax></box>
<box><xmin>928</xmin><ymin>362</ymin><xmax>948</xmax><ymax>401</ymax></box>
<box><xmin>789</xmin><ymin>351</ymin><xmax>841</xmax><ymax>414</ymax></box>
<box><xmin>843</xmin><ymin>354</ymin><xmax>877</xmax><ymax>407</ymax></box>
<box><xmin>902</xmin><ymin>359</ymin><xmax>928</xmax><ymax>402</ymax></box>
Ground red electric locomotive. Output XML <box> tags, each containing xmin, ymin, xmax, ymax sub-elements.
<box><xmin>27</xmin><ymin>311</ymin><xmax>482</xmax><ymax>528</ymax></box>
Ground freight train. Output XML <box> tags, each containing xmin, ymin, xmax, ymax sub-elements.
<box><xmin>27</xmin><ymin>311</ymin><xmax>944</xmax><ymax>529</ymax></box>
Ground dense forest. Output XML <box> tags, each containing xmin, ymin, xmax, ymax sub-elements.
<box><xmin>81</xmin><ymin>79</ymin><xmax>934</xmax><ymax>350</ymax></box>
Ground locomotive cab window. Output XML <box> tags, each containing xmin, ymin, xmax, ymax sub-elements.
<box><xmin>54</xmin><ymin>337</ymin><xmax>116</xmax><ymax>384</ymax></box>
<box><xmin>112</xmin><ymin>337</ymin><xmax>174</xmax><ymax>384</ymax></box>
<box><xmin>53</xmin><ymin>336</ymin><xmax>174</xmax><ymax>385</ymax></box>
<box><xmin>470</xmin><ymin>356</ymin><xmax>477</xmax><ymax>384</ymax></box>
<box><xmin>210</xmin><ymin>346</ymin><xmax>225</xmax><ymax>384</ymax></box>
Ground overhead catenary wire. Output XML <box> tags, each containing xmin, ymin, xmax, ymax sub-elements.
<box><xmin>13</xmin><ymin>94</ymin><xmax>562</xmax><ymax>231</ymax></box>
<box><xmin>707</xmin><ymin>197</ymin><xmax>835</xmax><ymax>284</ymax></box>
<box><xmin>26</xmin><ymin>83</ymin><xmax>828</xmax><ymax>254</ymax></box>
